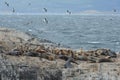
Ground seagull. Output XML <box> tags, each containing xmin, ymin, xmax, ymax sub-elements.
<box><xmin>43</xmin><ymin>8</ymin><xmax>47</xmax><ymax>12</ymax></box>
<box><xmin>12</xmin><ymin>8</ymin><xmax>15</xmax><ymax>13</ymax></box>
<box><xmin>113</xmin><ymin>9</ymin><xmax>116</xmax><ymax>12</ymax></box>
<box><xmin>67</xmin><ymin>10</ymin><xmax>71</xmax><ymax>15</ymax></box>
<box><xmin>67</xmin><ymin>10</ymin><xmax>69</xmax><ymax>13</ymax></box>
<box><xmin>28</xmin><ymin>3</ymin><xmax>31</xmax><ymax>6</ymax></box>
<box><xmin>5</xmin><ymin>2</ymin><xmax>9</xmax><ymax>7</ymax></box>
<box><xmin>43</xmin><ymin>18</ymin><xmax>48</xmax><ymax>24</ymax></box>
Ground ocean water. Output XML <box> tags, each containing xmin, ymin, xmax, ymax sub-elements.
<box><xmin>0</xmin><ymin>15</ymin><xmax>120</xmax><ymax>51</ymax></box>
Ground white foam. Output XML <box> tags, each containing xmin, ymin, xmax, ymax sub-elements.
<box><xmin>87</xmin><ymin>41</ymin><xmax>101</xmax><ymax>44</ymax></box>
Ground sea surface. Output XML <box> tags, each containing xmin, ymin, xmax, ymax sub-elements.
<box><xmin>0</xmin><ymin>14</ymin><xmax>120</xmax><ymax>51</ymax></box>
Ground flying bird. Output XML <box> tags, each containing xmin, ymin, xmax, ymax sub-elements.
<box><xmin>28</xmin><ymin>3</ymin><xmax>31</xmax><ymax>6</ymax></box>
<box><xmin>5</xmin><ymin>2</ymin><xmax>9</xmax><ymax>7</ymax></box>
<box><xmin>12</xmin><ymin>8</ymin><xmax>15</xmax><ymax>13</ymax></box>
<box><xmin>113</xmin><ymin>9</ymin><xmax>116</xmax><ymax>12</ymax></box>
<box><xmin>67</xmin><ymin>10</ymin><xmax>69</xmax><ymax>13</ymax></box>
<box><xmin>43</xmin><ymin>8</ymin><xmax>47</xmax><ymax>12</ymax></box>
<box><xmin>67</xmin><ymin>10</ymin><xmax>71</xmax><ymax>15</ymax></box>
<box><xmin>43</xmin><ymin>18</ymin><xmax>48</xmax><ymax>24</ymax></box>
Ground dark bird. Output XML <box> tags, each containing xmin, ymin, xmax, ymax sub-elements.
<box><xmin>43</xmin><ymin>8</ymin><xmax>47</xmax><ymax>12</ymax></box>
<box><xmin>43</xmin><ymin>18</ymin><xmax>48</xmax><ymax>24</ymax></box>
<box><xmin>12</xmin><ymin>8</ymin><xmax>15</xmax><ymax>13</ymax></box>
<box><xmin>5</xmin><ymin>2</ymin><xmax>9</xmax><ymax>7</ymax></box>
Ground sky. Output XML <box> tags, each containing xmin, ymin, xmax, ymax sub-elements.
<box><xmin>0</xmin><ymin>0</ymin><xmax>120</xmax><ymax>14</ymax></box>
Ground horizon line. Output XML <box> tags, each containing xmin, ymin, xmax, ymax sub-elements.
<box><xmin>0</xmin><ymin>12</ymin><xmax>120</xmax><ymax>15</ymax></box>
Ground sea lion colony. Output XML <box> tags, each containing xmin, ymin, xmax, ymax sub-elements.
<box><xmin>0</xmin><ymin>41</ymin><xmax>117</xmax><ymax>68</ymax></box>
<box><xmin>0</xmin><ymin>28</ymin><xmax>118</xmax><ymax>68</ymax></box>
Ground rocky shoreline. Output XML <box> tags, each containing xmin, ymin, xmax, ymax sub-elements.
<box><xmin>0</xmin><ymin>27</ymin><xmax>120</xmax><ymax>80</ymax></box>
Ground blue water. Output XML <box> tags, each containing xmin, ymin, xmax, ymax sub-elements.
<box><xmin>0</xmin><ymin>15</ymin><xmax>120</xmax><ymax>51</ymax></box>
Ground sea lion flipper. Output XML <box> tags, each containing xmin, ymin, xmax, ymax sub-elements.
<box><xmin>64</xmin><ymin>61</ymin><xmax>73</xmax><ymax>68</ymax></box>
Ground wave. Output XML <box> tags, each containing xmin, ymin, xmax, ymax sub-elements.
<box><xmin>87</xmin><ymin>41</ymin><xmax>102</xmax><ymax>44</ymax></box>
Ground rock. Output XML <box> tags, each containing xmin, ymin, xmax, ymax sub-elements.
<box><xmin>0</xmin><ymin>28</ymin><xmax>120</xmax><ymax>80</ymax></box>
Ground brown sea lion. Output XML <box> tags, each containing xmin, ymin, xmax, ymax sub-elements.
<box><xmin>35</xmin><ymin>46</ymin><xmax>46</xmax><ymax>53</ymax></box>
<box><xmin>46</xmin><ymin>55</ymin><xmax>55</xmax><ymax>61</ymax></box>
<box><xmin>52</xmin><ymin>48</ymin><xmax>60</xmax><ymax>55</ymax></box>
<box><xmin>35</xmin><ymin>49</ymin><xmax>46</xmax><ymax>53</ymax></box>
<box><xmin>60</xmin><ymin>49</ymin><xmax>74</xmax><ymax>56</ymax></box>
<box><xmin>60</xmin><ymin>49</ymin><xmax>68</xmax><ymax>55</ymax></box>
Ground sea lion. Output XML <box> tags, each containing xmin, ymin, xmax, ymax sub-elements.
<box><xmin>97</xmin><ymin>58</ymin><xmax>113</xmax><ymax>63</ymax></box>
<box><xmin>58</xmin><ymin>55</ymin><xmax>78</xmax><ymax>64</ymax></box>
<box><xmin>35</xmin><ymin>46</ymin><xmax>46</xmax><ymax>53</ymax></box>
<box><xmin>64</xmin><ymin>57</ymin><xmax>73</xmax><ymax>68</ymax></box>
<box><xmin>64</xmin><ymin>57</ymin><xmax>78</xmax><ymax>68</ymax></box>
<box><xmin>58</xmin><ymin>55</ymin><xmax>68</xmax><ymax>61</ymax></box>
<box><xmin>60</xmin><ymin>49</ymin><xmax>68</xmax><ymax>55</ymax></box>
<box><xmin>76</xmin><ymin>55</ymin><xmax>88</xmax><ymax>61</ymax></box>
<box><xmin>35</xmin><ymin>49</ymin><xmax>46</xmax><ymax>53</ymax></box>
<box><xmin>87</xmin><ymin>56</ymin><xmax>98</xmax><ymax>63</ymax></box>
<box><xmin>52</xmin><ymin>48</ymin><xmax>61</xmax><ymax>55</ymax></box>
<box><xmin>107</xmin><ymin>50</ymin><xmax>117</xmax><ymax>58</ymax></box>
<box><xmin>60</xmin><ymin>49</ymin><xmax>73</xmax><ymax>56</ymax></box>
<box><xmin>6</xmin><ymin>50</ymin><xmax>22</xmax><ymax>56</ymax></box>
<box><xmin>95</xmin><ymin>49</ymin><xmax>117</xmax><ymax>58</ymax></box>
<box><xmin>24</xmin><ymin>51</ymin><xmax>39</xmax><ymax>57</ymax></box>
<box><xmin>46</xmin><ymin>55</ymin><xmax>55</xmax><ymax>61</ymax></box>
<box><xmin>0</xmin><ymin>46</ymin><xmax>6</xmax><ymax>53</ymax></box>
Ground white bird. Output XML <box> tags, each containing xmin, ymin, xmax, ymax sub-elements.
<box><xmin>28</xmin><ymin>29</ymin><xmax>32</xmax><ymax>32</ymax></box>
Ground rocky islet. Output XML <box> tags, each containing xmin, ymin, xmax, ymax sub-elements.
<box><xmin>0</xmin><ymin>27</ymin><xmax>120</xmax><ymax>80</ymax></box>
